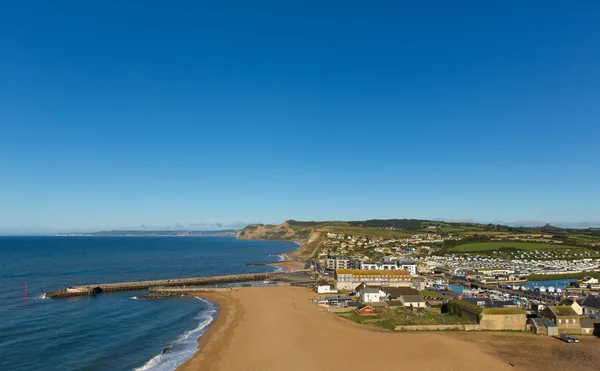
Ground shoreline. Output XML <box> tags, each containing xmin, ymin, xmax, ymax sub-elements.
<box><xmin>177</xmin><ymin>291</ymin><xmax>239</xmax><ymax>371</ymax></box>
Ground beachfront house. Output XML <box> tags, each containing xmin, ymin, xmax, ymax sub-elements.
<box><xmin>580</xmin><ymin>295</ymin><xmax>600</xmax><ymax>315</ymax></box>
<box><xmin>315</xmin><ymin>279</ymin><xmax>337</xmax><ymax>294</ymax></box>
<box><xmin>356</xmin><ymin>283</ymin><xmax>386</xmax><ymax>303</ymax></box>
<box><xmin>541</xmin><ymin>306</ymin><xmax>581</xmax><ymax>334</ymax></box>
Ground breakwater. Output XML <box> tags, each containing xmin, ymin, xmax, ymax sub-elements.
<box><xmin>46</xmin><ymin>270</ymin><xmax>310</xmax><ymax>299</ymax></box>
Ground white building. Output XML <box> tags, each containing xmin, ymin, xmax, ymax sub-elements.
<box><xmin>356</xmin><ymin>283</ymin><xmax>386</xmax><ymax>303</ymax></box>
<box><xmin>315</xmin><ymin>280</ymin><xmax>337</xmax><ymax>294</ymax></box>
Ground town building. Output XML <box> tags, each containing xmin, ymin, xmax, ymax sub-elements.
<box><xmin>541</xmin><ymin>306</ymin><xmax>581</xmax><ymax>334</ymax></box>
<box><xmin>356</xmin><ymin>283</ymin><xmax>386</xmax><ymax>303</ymax></box>
<box><xmin>314</xmin><ymin>279</ymin><xmax>337</xmax><ymax>294</ymax></box>
<box><xmin>558</xmin><ymin>297</ymin><xmax>583</xmax><ymax>315</ymax></box>
<box><xmin>383</xmin><ymin>287</ymin><xmax>425</xmax><ymax>308</ymax></box>
<box><xmin>580</xmin><ymin>295</ymin><xmax>600</xmax><ymax>315</ymax></box>
<box><xmin>448</xmin><ymin>300</ymin><xmax>526</xmax><ymax>330</ymax></box>
<box><xmin>529</xmin><ymin>318</ymin><xmax>559</xmax><ymax>336</ymax></box>
<box><xmin>579</xmin><ymin>318</ymin><xmax>600</xmax><ymax>336</ymax></box>
<box><xmin>335</xmin><ymin>269</ymin><xmax>425</xmax><ymax>291</ymax></box>
<box><xmin>326</xmin><ymin>256</ymin><xmax>354</xmax><ymax>270</ymax></box>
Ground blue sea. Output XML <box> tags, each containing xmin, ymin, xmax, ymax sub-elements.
<box><xmin>0</xmin><ymin>236</ymin><xmax>296</xmax><ymax>371</ymax></box>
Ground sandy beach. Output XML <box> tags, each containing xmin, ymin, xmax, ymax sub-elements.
<box><xmin>174</xmin><ymin>286</ymin><xmax>600</xmax><ymax>371</ymax></box>
<box><xmin>267</xmin><ymin>252</ymin><xmax>306</xmax><ymax>271</ymax></box>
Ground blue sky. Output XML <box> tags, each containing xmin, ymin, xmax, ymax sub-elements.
<box><xmin>1</xmin><ymin>1</ymin><xmax>599</xmax><ymax>233</ymax></box>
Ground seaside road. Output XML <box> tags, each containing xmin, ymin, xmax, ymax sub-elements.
<box><xmin>178</xmin><ymin>286</ymin><xmax>514</xmax><ymax>371</ymax></box>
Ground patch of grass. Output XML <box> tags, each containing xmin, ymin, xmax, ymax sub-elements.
<box><xmin>420</xmin><ymin>290</ymin><xmax>445</xmax><ymax>299</ymax></box>
<box><xmin>451</xmin><ymin>241</ymin><xmax>583</xmax><ymax>252</ymax></box>
<box><xmin>375</xmin><ymin>307</ymin><xmax>474</xmax><ymax>326</ymax></box>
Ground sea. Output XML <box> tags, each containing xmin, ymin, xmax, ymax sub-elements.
<box><xmin>0</xmin><ymin>236</ymin><xmax>297</xmax><ymax>371</ymax></box>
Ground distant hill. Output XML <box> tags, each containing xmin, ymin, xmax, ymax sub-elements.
<box><xmin>237</xmin><ymin>219</ymin><xmax>600</xmax><ymax>258</ymax></box>
<box><xmin>55</xmin><ymin>230</ymin><xmax>239</xmax><ymax>237</ymax></box>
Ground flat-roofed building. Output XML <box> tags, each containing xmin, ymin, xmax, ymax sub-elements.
<box><xmin>335</xmin><ymin>269</ymin><xmax>425</xmax><ymax>291</ymax></box>
<box><xmin>326</xmin><ymin>256</ymin><xmax>353</xmax><ymax>270</ymax></box>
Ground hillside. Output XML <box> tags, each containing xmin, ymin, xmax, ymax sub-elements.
<box><xmin>237</xmin><ymin>219</ymin><xmax>600</xmax><ymax>258</ymax></box>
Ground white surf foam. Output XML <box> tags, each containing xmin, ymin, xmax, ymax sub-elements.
<box><xmin>133</xmin><ymin>298</ymin><xmax>218</xmax><ymax>371</ymax></box>
<box><xmin>130</xmin><ymin>296</ymin><xmax>139</xmax><ymax>300</ymax></box>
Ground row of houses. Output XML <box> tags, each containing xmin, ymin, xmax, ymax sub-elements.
<box><xmin>448</xmin><ymin>294</ymin><xmax>600</xmax><ymax>335</ymax></box>
<box><xmin>325</xmin><ymin>256</ymin><xmax>418</xmax><ymax>275</ymax></box>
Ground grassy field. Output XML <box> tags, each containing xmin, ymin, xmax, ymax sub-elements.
<box><xmin>337</xmin><ymin>307</ymin><xmax>471</xmax><ymax>328</ymax></box>
<box><xmin>324</xmin><ymin>225</ymin><xmax>413</xmax><ymax>238</ymax></box>
<box><xmin>450</xmin><ymin>241</ymin><xmax>586</xmax><ymax>253</ymax></box>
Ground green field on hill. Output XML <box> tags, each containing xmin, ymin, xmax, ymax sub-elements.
<box><xmin>450</xmin><ymin>241</ymin><xmax>585</xmax><ymax>253</ymax></box>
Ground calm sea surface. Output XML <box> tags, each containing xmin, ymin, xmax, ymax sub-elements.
<box><xmin>0</xmin><ymin>236</ymin><xmax>296</xmax><ymax>371</ymax></box>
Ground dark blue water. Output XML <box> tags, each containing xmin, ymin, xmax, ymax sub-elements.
<box><xmin>0</xmin><ymin>236</ymin><xmax>296</xmax><ymax>371</ymax></box>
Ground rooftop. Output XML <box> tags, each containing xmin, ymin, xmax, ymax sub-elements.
<box><xmin>540</xmin><ymin>318</ymin><xmax>558</xmax><ymax>328</ymax></box>
<box><xmin>581</xmin><ymin>295</ymin><xmax>600</xmax><ymax>309</ymax></box>
<box><xmin>336</xmin><ymin>269</ymin><xmax>411</xmax><ymax>276</ymax></box>
<box><xmin>548</xmin><ymin>306</ymin><xmax>578</xmax><ymax>317</ymax></box>
<box><xmin>482</xmin><ymin>308</ymin><xmax>525</xmax><ymax>315</ymax></box>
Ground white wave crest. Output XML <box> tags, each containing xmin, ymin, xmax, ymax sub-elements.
<box><xmin>133</xmin><ymin>299</ymin><xmax>218</xmax><ymax>371</ymax></box>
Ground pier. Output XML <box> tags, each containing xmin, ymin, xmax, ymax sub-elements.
<box><xmin>45</xmin><ymin>269</ymin><xmax>312</xmax><ymax>299</ymax></box>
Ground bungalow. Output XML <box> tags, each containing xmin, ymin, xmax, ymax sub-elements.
<box><xmin>383</xmin><ymin>287</ymin><xmax>419</xmax><ymax>300</ymax></box>
<box><xmin>558</xmin><ymin>297</ymin><xmax>583</xmax><ymax>316</ymax></box>
<box><xmin>541</xmin><ymin>306</ymin><xmax>581</xmax><ymax>334</ymax></box>
<box><xmin>314</xmin><ymin>279</ymin><xmax>337</xmax><ymax>294</ymax></box>
<box><xmin>580</xmin><ymin>295</ymin><xmax>600</xmax><ymax>315</ymax></box>
<box><xmin>356</xmin><ymin>283</ymin><xmax>386</xmax><ymax>303</ymax></box>
<box><xmin>383</xmin><ymin>287</ymin><xmax>426</xmax><ymax>308</ymax></box>
<box><xmin>400</xmin><ymin>293</ymin><xmax>426</xmax><ymax>308</ymax></box>
<box><xmin>355</xmin><ymin>304</ymin><xmax>377</xmax><ymax>316</ymax></box>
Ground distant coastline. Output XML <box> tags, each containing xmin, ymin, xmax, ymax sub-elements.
<box><xmin>52</xmin><ymin>229</ymin><xmax>239</xmax><ymax>237</ymax></box>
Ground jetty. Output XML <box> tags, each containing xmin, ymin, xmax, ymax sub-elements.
<box><xmin>46</xmin><ymin>269</ymin><xmax>312</xmax><ymax>299</ymax></box>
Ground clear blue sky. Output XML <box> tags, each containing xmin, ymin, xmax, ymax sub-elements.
<box><xmin>1</xmin><ymin>1</ymin><xmax>599</xmax><ymax>233</ymax></box>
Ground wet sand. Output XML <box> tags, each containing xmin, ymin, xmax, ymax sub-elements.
<box><xmin>178</xmin><ymin>286</ymin><xmax>529</xmax><ymax>371</ymax></box>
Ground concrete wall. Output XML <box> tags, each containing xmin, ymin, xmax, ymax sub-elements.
<box><xmin>480</xmin><ymin>313</ymin><xmax>527</xmax><ymax>331</ymax></box>
<box><xmin>395</xmin><ymin>324</ymin><xmax>481</xmax><ymax>331</ymax></box>
<box><xmin>448</xmin><ymin>304</ymin><xmax>481</xmax><ymax>323</ymax></box>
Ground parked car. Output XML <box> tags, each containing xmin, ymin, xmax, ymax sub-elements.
<box><xmin>560</xmin><ymin>333</ymin><xmax>577</xmax><ymax>343</ymax></box>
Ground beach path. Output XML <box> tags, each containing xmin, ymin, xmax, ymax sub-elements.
<box><xmin>178</xmin><ymin>286</ymin><xmax>513</xmax><ymax>371</ymax></box>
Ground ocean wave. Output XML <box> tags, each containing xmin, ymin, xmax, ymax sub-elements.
<box><xmin>133</xmin><ymin>299</ymin><xmax>218</xmax><ymax>371</ymax></box>
<box><xmin>129</xmin><ymin>296</ymin><xmax>139</xmax><ymax>300</ymax></box>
